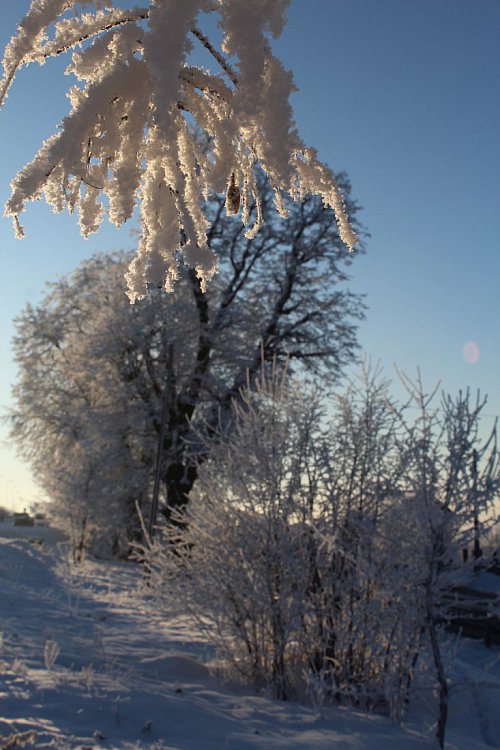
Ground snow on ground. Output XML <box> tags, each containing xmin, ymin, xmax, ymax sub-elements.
<box><xmin>0</xmin><ymin>522</ymin><xmax>499</xmax><ymax>749</ymax></box>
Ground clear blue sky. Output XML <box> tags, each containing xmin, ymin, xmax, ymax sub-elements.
<box><xmin>1</xmin><ymin>1</ymin><xmax>499</xmax><ymax>510</ymax></box>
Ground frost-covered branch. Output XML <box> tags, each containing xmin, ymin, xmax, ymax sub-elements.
<box><xmin>29</xmin><ymin>8</ymin><xmax>151</xmax><ymax>67</ymax></box>
<box><xmin>190</xmin><ymin>25</ymin><xmax>238</xmax><ymax>86</ymax></box>
<box><xmin>1</xmin><ymin>0</ymin><xmax>357</xmax><ymax>299</ymax></box>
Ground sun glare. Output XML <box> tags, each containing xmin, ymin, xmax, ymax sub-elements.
<box><xmin>462</xmin><ymin>340</ymin><xmax>480</xmax><ymax>365</ymax></box>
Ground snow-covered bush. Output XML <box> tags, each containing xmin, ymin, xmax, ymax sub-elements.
<box><xmin>143</xmin><ymin>365</ymin><xmax>408</xmax><ymax>703</ymax></box>
<box><xmin>144</xmin><ymin>364</ymin><xmax>329</xmax><ymax>699</ymax></box>
<box><xmin>142</xmin><ymin>362</ymin><xmax>499</xmax><ymax>744</ymax></box>
<box><xmin>1</xmin><ymin>1</ymin><xmax>357</xmax><ymax>298</ymax></box>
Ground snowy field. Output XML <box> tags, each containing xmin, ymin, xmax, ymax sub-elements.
<box><xmin>0</xmin><ymin>522</ymin><xmax>499</xmax><ymax>750</ymax></box>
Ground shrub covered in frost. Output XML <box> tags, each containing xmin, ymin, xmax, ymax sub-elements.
<box><xmin>143</xmin><ymin>363</ymin><xmax>499</xmax><ymax>745</ymax></box>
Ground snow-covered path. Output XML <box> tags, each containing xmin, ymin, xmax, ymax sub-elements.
<box><xmin>1</xmin><ymin>529</ymin><xmax>499</xmax><ymax>749</ymax></box>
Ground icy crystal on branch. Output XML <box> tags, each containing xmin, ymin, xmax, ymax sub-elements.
<box><xmin>1</xmin><ymin>0</ymin><xmax>357</xmax><ymax>299</ymax></box>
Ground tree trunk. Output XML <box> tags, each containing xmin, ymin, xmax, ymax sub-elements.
<box><xmin>161</xmin><ymin>460</ymin><xmax>198</xmax><ymax>524</ymax></box>
<box><xmin>428</xmin><ymin>618</ymin><xmax>448</xmax><ymax>749</ymax></box>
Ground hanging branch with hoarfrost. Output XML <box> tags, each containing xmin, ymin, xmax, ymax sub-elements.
<box><xmin>0</xmin><ymin>0</ymin><xmax>357</xmax><ymax>299</ymax></box>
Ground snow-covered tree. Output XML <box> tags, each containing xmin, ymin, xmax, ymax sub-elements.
<box><xmin>1</xmin><ymin>0</ymin><xmax>357</xmax><ymax>299</ymax></box>
<box><xmin>9</xmin><ymin>253</ymin><xmax>153</xmax><ymax>556</ymax></box>
<box><xmin>10</xmin><ymin>183</ymin><xmax>364</xmax><ymax>552</ymax></box>
<box><xmin>390</xmin><ymin>374</ymin><xmax>500</xmax><ymax>748</ymax></box>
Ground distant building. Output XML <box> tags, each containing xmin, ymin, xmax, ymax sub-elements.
<box><xmin>13</xmin><ymin>512</ymin><xmax>34</xmax><ymax>527</ymax></box>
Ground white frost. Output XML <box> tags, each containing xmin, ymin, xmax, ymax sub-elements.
<box><xmin>1</xmin><ymin>0</ymin><xmax>358</xmax><ymax>299</ymax></box>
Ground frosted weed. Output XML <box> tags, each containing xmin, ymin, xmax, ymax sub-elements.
<box><xmin>80</xmin><ymin>663</ymin><xmax>96</xmax><ymax>694</ymax></box>
<box><xmin>44</xmin><ymin>639</ymin><xmax>60</xmax><ymax>671</ymax></box>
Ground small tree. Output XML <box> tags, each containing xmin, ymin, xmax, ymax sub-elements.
<box><xmin>1</xmin><ymin>1</ymin><xmax>357</xmax><ymax>297</ymax></box>
<box><xmin>392</xmin><ymin>372</ymin><xmax>500</xmax><ymax>748</ymax></box>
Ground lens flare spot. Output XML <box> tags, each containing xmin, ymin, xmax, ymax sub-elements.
<box><xmin>463</xmin><ymin>341</ymin><xmax>480</xmax><ymax>364</ymax></box>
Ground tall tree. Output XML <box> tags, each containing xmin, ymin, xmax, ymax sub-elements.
<box><xmin>10</xmin><ymin>181</ymin><xmax>364</xmax><ymax>549</ymax></box>
<box><xmin>1</xmin><ymin>1</ymin><xmax>357</xmax><ymax>298</ymax></box>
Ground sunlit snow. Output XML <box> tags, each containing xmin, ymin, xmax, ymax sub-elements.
<box><xmin>0</xmin><ymin>522</ymin><xmax>499</xmax><ymax>749</ymax></box>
